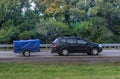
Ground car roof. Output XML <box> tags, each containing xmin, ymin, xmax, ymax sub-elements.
<box><xmin>56</xmin><ymin>36</ymin><xmax>89</xmax><ymax>42</ymax></box>
<box><xmin>57</xmin><ymin>36</ymin><xmax>81</xmax><ymax>39</ymax></box>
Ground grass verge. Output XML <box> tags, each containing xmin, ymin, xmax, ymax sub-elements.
<box><xmin>0</xmin><ymin>63</ymin><xmax>120</xmax><ymax>79</ymax></box>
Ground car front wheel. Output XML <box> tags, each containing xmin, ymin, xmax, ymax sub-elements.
<box><xmin>91</xmin><ymin>48</ymin><xmax>99</xmax><ymax>55</ymax></box>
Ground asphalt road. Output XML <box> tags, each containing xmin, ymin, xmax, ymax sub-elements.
<box><xmin>0</xmin><ymin>49</ymin><xmax>120</xmax><ymax>63</ymax></box>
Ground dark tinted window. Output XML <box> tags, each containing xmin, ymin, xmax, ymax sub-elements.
<box><xmin>60</xmin><ymin>38</ymin><xmax>66</xmax><ymax>43</ymax></box>
<box><xmin>77</xmin><ymin>39</ymin><xmax>87</xmax><ymax>44</ymax></box>
<box><xmin>67</xmin><ymin>39</ymin><xmax>77</xmax><ymax>44</ymax></box>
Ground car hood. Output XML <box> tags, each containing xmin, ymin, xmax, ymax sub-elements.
<box><xmin>88</xmin><ymin>42</ymin><xmax>99</xmax><ymax>46</ymax></box>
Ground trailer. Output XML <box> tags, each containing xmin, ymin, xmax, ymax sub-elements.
<box><xmin>13</xmin><ymin>39</ymin><xmax>40</xmax><ymax>57</ymax></box>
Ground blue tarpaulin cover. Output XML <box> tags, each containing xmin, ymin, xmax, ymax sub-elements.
<box><xmin>13</xmin><ymin>39</ymin><xmax>40</xmax><ymax>53</ymax></box>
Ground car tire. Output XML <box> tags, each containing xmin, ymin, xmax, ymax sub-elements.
<box><xmin>60</xmin><ymin>49</ymin><xmax>69</xmax><ymax>56</ymax></box>
<box><xmin>22</xmin><ymin>50</ymin><xmax>30</xmax><ymax>57</ymax></box>
<box><xmin>91</xmin><ymin>48</ymin><xmax>99</xmax><ymax>55</ymax></box>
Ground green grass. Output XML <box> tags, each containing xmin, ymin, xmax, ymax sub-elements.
<box><xmin>1</xmin><ymin>63</ymin><xmax>120</xmax><ymax>79</ymax></box>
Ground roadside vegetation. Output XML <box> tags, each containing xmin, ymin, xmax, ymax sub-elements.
<box><xmin>0</xmin><ymin>0</ymin><xmax>120</xmax><ymax>44</ymax></box>
<box><xmin>1</xmin><ymin>63</ymin><xmax>120</xmax><ymax>79</ymax></box>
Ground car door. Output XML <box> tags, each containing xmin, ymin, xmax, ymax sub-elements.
<box><xmin>76</xmin><ymin>39</ymin><xmax>89</xmax><ymax>53</ymax></box>
<box><xmin>66</xmin><ymin>38</ymin><xmax>78</xmax><ymax>53</ymax></box>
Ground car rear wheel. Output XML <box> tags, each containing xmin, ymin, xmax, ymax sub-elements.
<box><xmin>91</xmin><ymin>48</ymin><xmax>99</xmax><ymax>55</ymax></box>
<box><xmin>61</xmin><ymin>49</ymin><xmax>69</xmax><ymax>56</ymax></box>
<box><xmin>22</xmin><ymin>50</ymin><xmax>30</xmax><ymax>57</ymax></box>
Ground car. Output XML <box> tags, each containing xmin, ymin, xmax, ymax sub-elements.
<box><xmin>51</xmin><ymin>36</ymin><xmax>102</xmax><ymax>56</ymax></box>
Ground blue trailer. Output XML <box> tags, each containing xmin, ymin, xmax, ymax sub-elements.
<box><xmin>13</xmin><ymin>39</ymin><xmax>40</xmax><ymax>57</ymax></box>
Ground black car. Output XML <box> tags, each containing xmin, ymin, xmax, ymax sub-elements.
<box><xmin>51</xmin><ymin>36</ymin><xmax>102</xmax><ymax>56</ymax></box>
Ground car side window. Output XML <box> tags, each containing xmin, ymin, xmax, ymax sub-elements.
<box><xmin>67</xmin><ymin>39</ymin><xmax>77</xmax><ymax>44</ymax></box>
<box><xmin>77</xmin><ymin>39</ymin><xmax>87</xmax><ymax>44</ymax></box>
<box><xmin>60</xmin><ymin>39</ymin><xmax>66</xmax><ymax>43</ymax></box>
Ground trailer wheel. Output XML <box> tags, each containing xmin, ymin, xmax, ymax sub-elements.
<box><xmin>22</xmin><ymin>50</ymin><xmax>30</xmax><ymax>57</ymax></box>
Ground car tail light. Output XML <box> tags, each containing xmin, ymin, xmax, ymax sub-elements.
<box><xmin>52</xmin><ymin>43</ymin><xmax>57</xmax><ymax>48</ymax></box>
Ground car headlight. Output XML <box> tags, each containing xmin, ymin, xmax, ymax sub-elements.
<box><xmin>98</xmin><ymin>44</ymin><xmax>102</xmax><ymax>47</ymax></box>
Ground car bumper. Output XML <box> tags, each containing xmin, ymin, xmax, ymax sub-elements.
<box><xmin>51</xmin><ymin>48</ymin><xmax>59</xmax><ymax>53</ymax></box>
<box><xmin>98</xmin><ymin>47</ymin><xmax>103</xmax><ymax>52</ymax></box>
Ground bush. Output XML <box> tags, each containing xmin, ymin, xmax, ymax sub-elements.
<box><xmin>72</xmin><ymin>21</ymin><xmax>93</xmax><ymax>40</ymax></box>
<box><xmin>0</xmin><ymin>26</ymin><xmax>18</xmax><ymax>44</ymax></box>
<box><xmin>35</xmin><ymin>21</ymin><xmax>70</xmax><ymax>43</ymax></box>
<box><xmin>19</xmin><ymin>31</ymin><xmax>36</xmax><ymax>40</ymax></box>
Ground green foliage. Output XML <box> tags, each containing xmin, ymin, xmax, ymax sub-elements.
<box><xmin>35</xmin><ymin>20</ymin><xmax>70</xmax><ymax>43</ymax></box>
<box><xmin>0</xmin><ymin>0</ymin><xmax>120</xmax><ymax>43</ymax></box>
<box><xmin>0</xmin><ymin>27</ymin><xmax>17</xmax><ymax>43</ymax></box>
<box><xmin>88</xmin><ymin>17</ymin><xmax>114</xmax><ymax>43</ymax></box>
<box><xmin>19</xmin><ymin>31</ymin><xmax>34</xmax><ymax>40</ymax></box>
<box><xmin>114</xmin><ymin>24</ymin><xmax>120</xmax><ymax>35</ymax></box>
<box><xmin>89</xmin><ymin>7</ymin><xmax>99</xmax><ymax>16</ymax></box>
<box><xmin>73</xmin><ymin>21</ymin><xmax>93</xmax><ymax>38</ymax></box>
<box><xmin>111</xmin><ymin>35</ymin><xmax>120</xmax><ymax>43</ymax></box>
<box><xmin>90</xmin><ymin>25</ymin><xmax>113</xmax><ymax>43</ymax></box>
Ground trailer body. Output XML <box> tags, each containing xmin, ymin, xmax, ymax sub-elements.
<box><xmin>13</xmin><ymin>39</ymin><xmax>40</xmax><ymax>56</ymax></box>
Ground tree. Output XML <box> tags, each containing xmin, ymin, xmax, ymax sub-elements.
<box><xmin>0</xmin><ymin>0</ymin><xmax>120</xmax><ymax>43</ymax></box>
<box><xmin>0</xmin><ymin>0</ymin><xmax>40</xmax><ymax>43</ymax></box>
<box><xmin>73</xmin><ymin>21</ymin><xmax>93</xmax><ymax>38</ymax></box>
